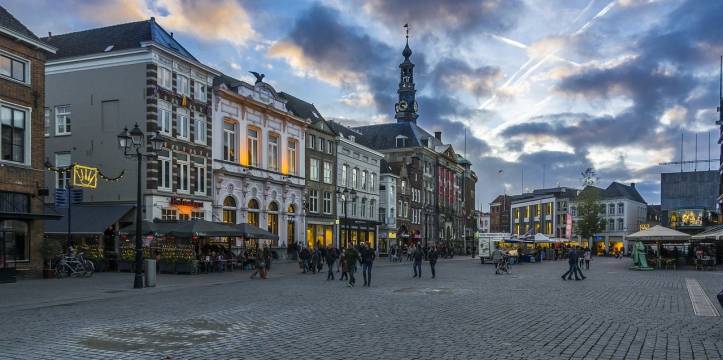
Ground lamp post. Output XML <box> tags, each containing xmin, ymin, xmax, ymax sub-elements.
<box><xmin>117</xmin><ymin>124</ymin><xmax>164</xmax><ymax>289</ymax></box>
<box><xmin>336</xmin><ymin>188</ymin><xmax>357</xmax><ymax>248</ymax></box>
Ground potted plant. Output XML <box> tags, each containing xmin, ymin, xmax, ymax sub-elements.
<box><xmin>118</xmin><ymin>244</ymin><xmax>134</xmax><ymax>272</ymax></box>
<box><xmin>40</xmin><ymin>237</ymin><xmax>62</xmax><ymax>278</ymax></box>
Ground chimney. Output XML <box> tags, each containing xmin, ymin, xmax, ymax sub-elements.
<box><xmin>150</xmin><ymin>16</ymin><xmax>155</xmax><ymax>22</ymax></box>
<box><xmin>170</xmin><ymin>32</ymin><xmax>174</xmax><ymax>38</ymax></box>
<box><xmin>630</xmin><ymin>182</ymin><xmax>636</xmax><ymax>189</ymax></box>
<box><xmin>434</xmin><ymin>131</ymin><xmax>442</xmax><ymax>141</ymax></box>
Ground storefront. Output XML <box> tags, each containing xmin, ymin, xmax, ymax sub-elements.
<box><xmin>339</xmin><ymin>219</ymin><xmax>379</xmax><ymax>249</ymax></box>
<box><xmin>609</xmin><ymin>236</ymin><xmax>624</xmax><ymax>255</ymax></box>
<box><xmin>378</xmin><ymin>231</ymin><xmax>396</xmax><ymax>255</ymax></box>
<box><xmin>147</xmin><ymin>195</ymin><xmax>212</xmax><ymax>222</ymax></box>
<box><xmin>306</xmin><ymin>222</ymin><xmax>334</xmax><ymax>249</ymax></box>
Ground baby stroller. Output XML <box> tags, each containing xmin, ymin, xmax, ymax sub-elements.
<box><xmin>495</xmin><ymin>255</ymin><xmax>511</xmax><ymax>275</ymax></box>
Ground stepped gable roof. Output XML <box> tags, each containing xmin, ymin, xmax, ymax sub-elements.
<box><xmin>279</xmin><ymin>92</ymin><xmax>325</xmax><ymax>122</ymax></box>
<box><xmin>42</xmin><ymin>18</ymin><xmax>196</xmax><ymax>61</ymax></box>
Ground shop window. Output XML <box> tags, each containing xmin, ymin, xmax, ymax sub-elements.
<box><xmin>192</xmin><ymin>211</ymin><xmax>204</xmax><ymax>220</ymax></box>
<box><xmin>0</xmin><ymin>220</ymin><xmax>29</xmax><ymax>262</ymax></box>
<box><xmin>162</xmin><ymin>208</ymin><xmax>177</xmax><ymax>220</ymax></box>
<box><xmin>247</xmin><ymin>199</ymin><xmax>259</xmax><ymax>226</ymax></box>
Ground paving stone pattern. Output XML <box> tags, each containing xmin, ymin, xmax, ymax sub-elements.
<box><xmin>0</xmin><ymin>258</ymin><xmax>722</xmax><ymax>359</ymax></box>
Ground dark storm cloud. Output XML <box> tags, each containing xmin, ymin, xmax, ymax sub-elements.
<box><xmin>359</xmin><ymin>0</ymin><xmax>525</xmax><ymax>38</ymax></box>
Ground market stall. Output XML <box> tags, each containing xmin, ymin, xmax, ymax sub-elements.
<box><xmin>627</xmin><ymin>225</ymin><xmax>691</xmax><ymax>269</ymax></box>
<box><xmin>690</xmin><ymin>225</ymin><xmax>722</xmax><ymax>270</ymax></box>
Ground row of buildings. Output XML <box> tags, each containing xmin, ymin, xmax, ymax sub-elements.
<box><xmin>483</xmin><ymin>169</ymin><xmax>721</xmax><ymax>255</ymax></box>
<box><xmin>0</xmin><ymin>9</ymin><xmax>477</xmax><ymax>274</ymax></box>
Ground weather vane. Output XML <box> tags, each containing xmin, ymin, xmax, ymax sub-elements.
<box><xmin>404</xmin><ymin>23</ymin><xmax>409</xmax><ymax>41</ymax></box>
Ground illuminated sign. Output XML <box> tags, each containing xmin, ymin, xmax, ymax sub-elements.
<box><xmin>639</xmin><ymin>223</ymin><xmax>650</xmax><ymax>231</ymax></box>
<box><xmin>72</xmin><ymin>165</ymin><xmax>98</xmax><ymax>189</ymax></box>
<box><xmin>170</xmin><ymin>197</ymin><xmax>204</xmax><ymax>208</ymax></box>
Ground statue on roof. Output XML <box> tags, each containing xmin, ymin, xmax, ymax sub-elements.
<box><xmin>249</xmin><ymin>71</ymin><xmax>265</xmax><ymax>84</ymax></box>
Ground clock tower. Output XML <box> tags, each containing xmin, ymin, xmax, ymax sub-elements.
<box><xmin>395</xmin><ymin>25</ymin><xmax>418</xmax><ymax>123</ymax></box>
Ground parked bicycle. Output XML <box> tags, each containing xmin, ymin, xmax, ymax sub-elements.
<box><xmin>495</xmin><ymin>255</ymin><xmax>511</xmax><ymax>275</ymax></box>
<box><xmin>56</xmin><ymin>252</ymin><xmax>94</xmax><ymax>278</ymax></box>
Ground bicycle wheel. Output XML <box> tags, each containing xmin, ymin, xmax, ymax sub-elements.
<box><xmin>56</xmin><ymin>264</ymin><xmax>68</xmax><ymax>279</ymax></box>
<box><xmin>84</xmin><ymin>260</ymin><xmax>95</xmax><ymax>277</ymax></box>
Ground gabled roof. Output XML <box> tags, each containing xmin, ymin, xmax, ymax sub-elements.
<box><xmin>42</xmin><ymin>18</ymin><xmax>196</xmax><ymax>61</ymax></box>
<box><xmin>352</xmin><ymin>121</ymin><xmax>443</xmax><ymax>150</ymax></box>
<box><xmin>579</xmin><ymin>182</ymin><xmax>646</xmax><ymax>203</ymax></box>
<box><xmin>0</xmin><ymin>6</ymin><xmax>55</xmax><ymax>53</ymax></box>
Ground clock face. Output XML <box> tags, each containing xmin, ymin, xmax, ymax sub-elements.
<box><xmin>399</xmin><ymin>100</ymin><xmax>408</xmax><ymax>111</ymax></box>
<box><xmin>413</xmin><ymin>101</ymin><xmax>419</xmax><ymax>112</ymax></box>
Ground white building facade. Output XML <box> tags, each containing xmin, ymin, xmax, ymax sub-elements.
<box><xmin>378</xmin><ymin>160</ymin><xmax>398</xmax><ymax>254</ymax></box>
<box><xmin>212</xmin><ymin>76</ymin><xmax>309</xmax><ymax>255</ymax></box>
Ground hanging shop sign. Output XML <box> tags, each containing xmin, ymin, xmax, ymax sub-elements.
<box><xmin>72</xmin><ymin>165</ymin><xmax>99</xmax><ymax>189</ymax></box>
<box><xmin>170</xmin><ymin>197</ymin><xmax>204</xmax><ymax>208</ymax></box>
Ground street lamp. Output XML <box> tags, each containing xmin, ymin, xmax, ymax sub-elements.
<box><xmin>336</xmin><ymin>188</ymin><xmax>357</xmax><ymax>248</ymax></box>
<box><xmin>117</xmin><ymin>124</ymin><xmax>163</xmax><ymax>289</ymax></box>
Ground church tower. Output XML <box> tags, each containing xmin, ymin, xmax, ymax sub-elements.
<box><xmin>395</xmin><ymin>24</ymin><xmax>418</xmax><ymax>123</ymax></box>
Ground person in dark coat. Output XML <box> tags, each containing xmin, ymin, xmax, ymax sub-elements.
<box><xmin>339</xmin><ymin>251</ymin><xmax>349</xmax><ymax>281</ymax></box>
<box><xmin>344</xmin><ymin>246</ymin><xmax>360</xmax><ymax>287</ymax></box>
<box><xmin>360</xmin><ymin>243</ymin><xmax>376</xmax><ymax>287</ymax></box>
<box><xmin>310</xmin><ymin>248</ymin><xmax>319</xmax><ymax>274</ymax></box>
<box><xmin>412</xmin><ymin>246</ymin><xmax>423</xmax><ymax>278</ymax></box>
<box><xmin>562</xmin><ymin>248</ymin><xmax>586</xmax><ymax>280</ymax></box>
<box><xmin>427</xmin><ymin>246</ymin><xmax>439</xmax><ymax>278</ymax></box>
<box><xmin>325</xmin><ymin>246</ymin><xmax>337</xmax><ymax>280</ymax></box>
<box><xmin>299</xmin><ymin>247</ymin><xmax>311</xmax><ymax>273</ymax></box>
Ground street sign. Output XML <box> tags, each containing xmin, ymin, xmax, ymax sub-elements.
<box><xmin>55</xmin><ymin>189</ymin><xmax>68</xmax><ymax>208</ymax></box>
<box><xmin>72</xmin><ymin>165</ymin><xmax>98</xmax><ymax>189</ymax></box>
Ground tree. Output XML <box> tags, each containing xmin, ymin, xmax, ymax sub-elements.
<box><xmin>574</xmin><ymin>168</ymin><xmax>604</xmax><ymax>247</ymax></box>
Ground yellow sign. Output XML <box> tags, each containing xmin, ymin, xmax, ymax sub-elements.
<box><xmin>72</xmin><ymin>165</ymin><xmax>98</xmax><ymax>189</ymax></box>
<box><xmin>388</xmin><ymin>232</ymin><xmax>396</xmax><ymax>239</ymax></box>
<box><xmin>639</xmin><ymin>223</ymin><xmax>650</xmax><ymax>231</ymax></box>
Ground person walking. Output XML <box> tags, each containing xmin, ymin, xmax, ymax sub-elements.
<box><xmin>300</xmin><ymin>247</ymin><xmax>310</xmax><ymax>273</ymax></box>
<box><xmin>325</xmin><ymin>246</ymin><xmax>337</xmax><ymax>281</ymax></box>
<box><xmin>344</xmin><ymin>246</ymin><xmax>360</xmax><ymax>287</ymax></box>
<box><xmin>339</xmin><ymin>250</ymin><xmax>349</xmax><ymax>281</ymax></box>
<box><xmin>360</xmin><ymin>243</ymin><xmax>376</xmax><ymax>287</ymax></box>
<box><xmin>583</xmin><ymin>250</ymin><xmax>591</xmax><ymax>270</ymax></box>
<box><xmin>428</xmin><ymin>246</ymin><xmax>439</xmax><ymax>278</ymax></box>
<box><xmin>250</xmin><ymin>247</ymin><xmax>267</xmax><ymax>279</ymax></box>
<box><xmin>412</xmin><ymin>246</ymin><xmax>423</xmax><ymax>278</ymax></box>
<box><xmin>263</xmin><ymin>245</ymin><xmax>271</xmax><ymax>272</ymax></box>
<box><xmin>310</xmin><ymin>248</ymin><xmax>319</xmax><ymax>274</ymax></box>
<box><xmin>562</xmin><ymin>248</ymin><xmax>584</xmax><ymax>281</ymax></box>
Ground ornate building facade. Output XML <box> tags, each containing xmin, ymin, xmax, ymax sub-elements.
<box><xmin>212</xmin><ymin>74</ymin><xmax>308</xmax><ymax>255</ymax></box>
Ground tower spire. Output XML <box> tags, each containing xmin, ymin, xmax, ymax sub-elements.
<box><xmin>395</xmin><ymin>23</ymin><xmax>418</xmax><ymax>123</ymax></box>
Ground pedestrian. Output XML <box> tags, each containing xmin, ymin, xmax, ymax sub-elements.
<box><xmin>300</xmin><ymin>247</ymin><xmax>310</xmax><ymax>273</ymax></box>
<box><xmin>325</xmin><ymin>246</ymin><xmax>337</xmax><ymax>281</ymax></box>
<box><xmin>339</xmin><ymin>251</ymin><xmax>349</xmax><ymax>281</ymax></box>
<box><xmin>584</xmin><ymin>250</ymin><xmax>591</xmax><ymax>270</ymax></box>
<box><xmin>428</xmin><ymin>246</ymin><xmax>439</xmax><ymax>278</ymax></box>
<box><xmin>250</xmin><ymin>248</ymin><xmax>267</xmax><ymax>279</ymax></box>
<box><xmin>263</xmin><ymin>245</ymin><xmax>271</xmax><ymax>272</ymax></box>
<box><xmin>360</xmin><ymin>243</ymin><xmax>376</xmax><ymax>287</ymax></box>
<box><xmin>310</xmin><ymin>248</ymin><xmax>319</xmax><ymax>274</ymax></box>
<box><xmin>344</xmin><ymin>246</ymin><xmax>360</xmax><ymax>287</ymax></box>
<box><xmin>412</xmin><ymin>246</ymin><xmax>423</xmax><ymax>278</ymax></box>
<box><xmin>562</xmin><ymin>248</ymin><xmax>585</xmax><ymax>281</ymax></box>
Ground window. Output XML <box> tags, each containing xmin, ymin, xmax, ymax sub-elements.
<box><xmin>194</xmin><ymin>114</ymin><xmax>206</xmax><ymax>144</ymax></box>
<box><xmin>179</xmin><ymin>213</ymin><xmax>190</xmax><ymax>221</ymax></box>
<box><xmin>396</xmin><ymin>136</ymin><xmax>407</xmax><ymax>148</ymax></box>
<box><xmin>158</xmin><ymin>153</ymin><xmax>172</xmax><ymax>191</ymax></box>
<box><xmin>617</xmin><ymin>218</ymin><xmax>624</xmax><ymax>231</ymax></box>
<box><xmin>323</xmin><ymin>192</ymin><xmax>332</xmax><ymax>214</ymax></box>
<box><xmin>308</xmin><ymin>134</ymin><xmax>315</xmax><ymax>149</ymax></box>
<box><xmin>351</xmin><ymin>198</ymin><xmax>357</xmax><ymax>216</ymax></box>
<box><xmin>177</xmin><ymin>74</ymin><xmax>190</xmax><ymax>96</ymax></box>
<box><xmin>608</xmin><ymin>204</ymin><xmax>615</xmax><ymax>215</ymax></box>
<box><xmin>247</xmin><ymin>127</ymin><xmax>259</xmax><ymax>166</ymax></box>
<box><xmin>352</xmin><ymin>168</ymin><xmax>358</xmax><ymax>189</ymax></box>
<box><xmin>288</xmin><ymin>140</ymin><xmax>297</xmax><ymax>175</ymax></box>
<box><xmin>361</xmin><ymin>198</ymin><xmax>367</xmax><ymax>217</ymax></box>
<box><xmin>401</xmin><ymin>180</ymin><xmax>406</xmax><ymax>194</ymax></box>
<box><xmin>341</xmin><ymin>164</ymin><xmax>348</xmax><ymax>187</ymax></box>
<box><xmin>310</xmin><ymin>159</ymin><xmax>319</xmax><ymax>181</ymax></box>
<box><xmin>370</xmin><ymin>173</ymin><xmax>376</xmax><ymax>191</ymax></box>
<box><xmin>192</xmin><ymin>211</ymin><xmax>204</xmax><ymax>220</ymax></box>
<box><xmin>370</xmin><ymin>200</ymin><xmax>375</xmax><ymax>219</ymax></box>
<box><xmin>194</xmin><ymin>81</ymin><xmax>206</xmax><ymax>101</ymax></box>
<box><xmin>268</xmin><ymin>133</ymin><xmax>279</xmax><ymax>171</ymax></box>
<box><xmin>323</xmin><ymin>161</ymin><xmax>332</xmax><ymax>184</ymax></box>
<box><xmin>0</xmin><ymin>54</ymin><xmax>27</xmax><ymax>83</ymax></box>
<box><xmin>177</xmin><ymin>155</ymin><xmax>190</xmax><ymax>193</ymax></box>
<box><xmin>1</xmin><ymin>105</ymin><xmax>27</xmax><ymax>163</ymax></box>
<box><xmin>319</xmin><ymin>138</ymin><xmax>325</xmax><ymax>153</ymax></box>
<box><xmin>618</xmin><ymin>203</ymin><xmax>624</xmax><ymax>215</ymax></box>
<box><xmin>267</xmin><ymin>203</ymin><xmax>279</xmax><ymax>235</ymax></box>
<box><xmin>247</xmin><ymin>199</ymin><xmax>259</xmax><ymax>226</ymax></box>
<box><xmin>327</xmin><ymin>140</ymin><xmax>333</xmax><ymax>154</ymax></box>
<box><xmin>158</xmin><ymin>100</ymin><xmax>171</xmax><ymax>134</ymax></box>
<box><xmin>361</xmin><ymin>170</ymin><xmax>367</xmax><ymax>190</ymax></box>
<box><xmin>309</xmin><ymin>190</ymin><xmax>319</xmax><ymax>213</ymax></box>
<box><xmin>162</xmin><ymin>209</ymin><xmax>177</xmax><ymax>220</ymax></box>
<box><xmin>194</xmin><ymin>161</ymin><xmax>206</xmax><ymax>195</ymax></box>
<box><xmin>55</xmin><ymin>105</ymin><xmax>71</xmax><ymax>135</ymax></box>
<box><xmin>158</xmin><ymin>67</ymin><xmax>172</xmax><ymax>90</ymax></box>
<box><xmin>223</xmin><ymin>197</ymin><xmax>236</xmax><ymax>223</ymax></box>
<box><xmin>177</xmin><ymin>108</ymin><xmax>189</xmax><ymax>139</ymax></box>
<box><xmin>223</xmin><ymin>122</ymin><xmax>236</xmax><ymax>162</ymax></box>
<box><xmin>43</xmin><ymin>108</ymin><xmax>50</xmax><ymax>137</ymax></box>
<box><xmin>55</xmin><ymin>153</ymin><xmax>71</xmax><ymax>189</ymax></box>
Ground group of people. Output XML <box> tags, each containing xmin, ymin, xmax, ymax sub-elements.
<box><xmin>561</xmin><ymin>248</ymin><xmax>589</xmax><ymax>281</ymax></box>
<box><xmin>388</xmin><ymin>244</ymin><xmax>450</xmax><ymax>264</ymax></box>
<box><xmin>295</xmin><ymin>242</ymin><xmax>442</xmax><ymax>286</ymax></box>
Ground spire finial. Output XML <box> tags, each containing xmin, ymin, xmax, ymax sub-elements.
<box><xmin>404</xmin><ymin>23</ymin><xmax>409</xmax><ymax>44</ymax></box>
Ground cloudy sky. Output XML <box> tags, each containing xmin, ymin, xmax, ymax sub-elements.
<box><xmin>8</xmin><ymin>0</ymin><xmax>723</xmax><ymax>209</ymax></box>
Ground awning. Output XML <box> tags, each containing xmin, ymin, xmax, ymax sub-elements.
<box><xmin>231</xmin><ymin>223</ymin><xmax>279</xmax><ymax>241</ymax></box>
<box><xmin>0</xmin><ymin>210</ymin><xmax>62</xmax><ymax>220</ymax></box>
<box><xmin>691</xmin><ymin>225</ymin><xmax>723</xmax><ymax>240</ymax></box>
<box><xmin>44</xmin><ymin>204</ymin><xmax>134</xmax><ymax>235</ymax></box>
<box><xmin>627</xmin><ymin>225</ymin><xmax>691</xmax><ymax>242</ymax></box>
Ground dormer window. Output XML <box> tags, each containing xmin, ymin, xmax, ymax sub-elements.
<box><xmin>396</xmin><ymin>135</ymin><xmax>407</xmax><ymax>148</ymax></box>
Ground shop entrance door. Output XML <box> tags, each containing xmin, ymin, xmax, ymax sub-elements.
<box><xmin>0</xmin><ymin>229</ymin><xmax>17</xmax><ymax>283</ymax></box>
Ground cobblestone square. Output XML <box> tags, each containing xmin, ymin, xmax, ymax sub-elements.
<box><xmin>1</xmin><ymin>258</ymin><xmax>722</xmax><ymax>359</ymax></box>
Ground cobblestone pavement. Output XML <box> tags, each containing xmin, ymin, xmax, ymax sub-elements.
<box><xmin>1</xmin><ymin>257</ymin><xmax>722</xmax><ymax>359</ymax></box>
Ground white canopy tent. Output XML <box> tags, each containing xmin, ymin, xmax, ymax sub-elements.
<box><xmin>627</xmin><ymin>225</ymin><xmax>691</xmax><ymax>269</ymax></box>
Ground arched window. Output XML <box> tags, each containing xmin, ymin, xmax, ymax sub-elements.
<box><xmin>268</xmin><ymin>202</ymin><xmax>279</xmax><ymax>235</ymax></box>
<box><xmin>247</xmin><ymin>199</ymin><xmax>259</xmax><ymax>226</ymax></box>
<box><xmin>287</xmin><ymin>204</ymin><xmax>296</xmax><ymax>215</ymax></box>
<box><xmin>361</xmin><ymin>198</ymin><xmax>367</xmax><ymax>217</ymax></box>
<box><xmin>222</xmin><ymin>196</ymin><xmax>237</xmax><ymax>224</ymax></box>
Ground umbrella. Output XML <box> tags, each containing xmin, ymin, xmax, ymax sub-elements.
<box><xmin>165</xmin><ymin>220</ymin><xmax>244</xmax><ymax>237</ymax></box>
<box><xmin>118</xmin><ymin>221</ymin><xmax>166</xmax><ymax>235</ymax></box>
<box><xmin>231</xmin><ymin>223</ymin><xmax>279</xmax><ymax>241</ymax></box>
